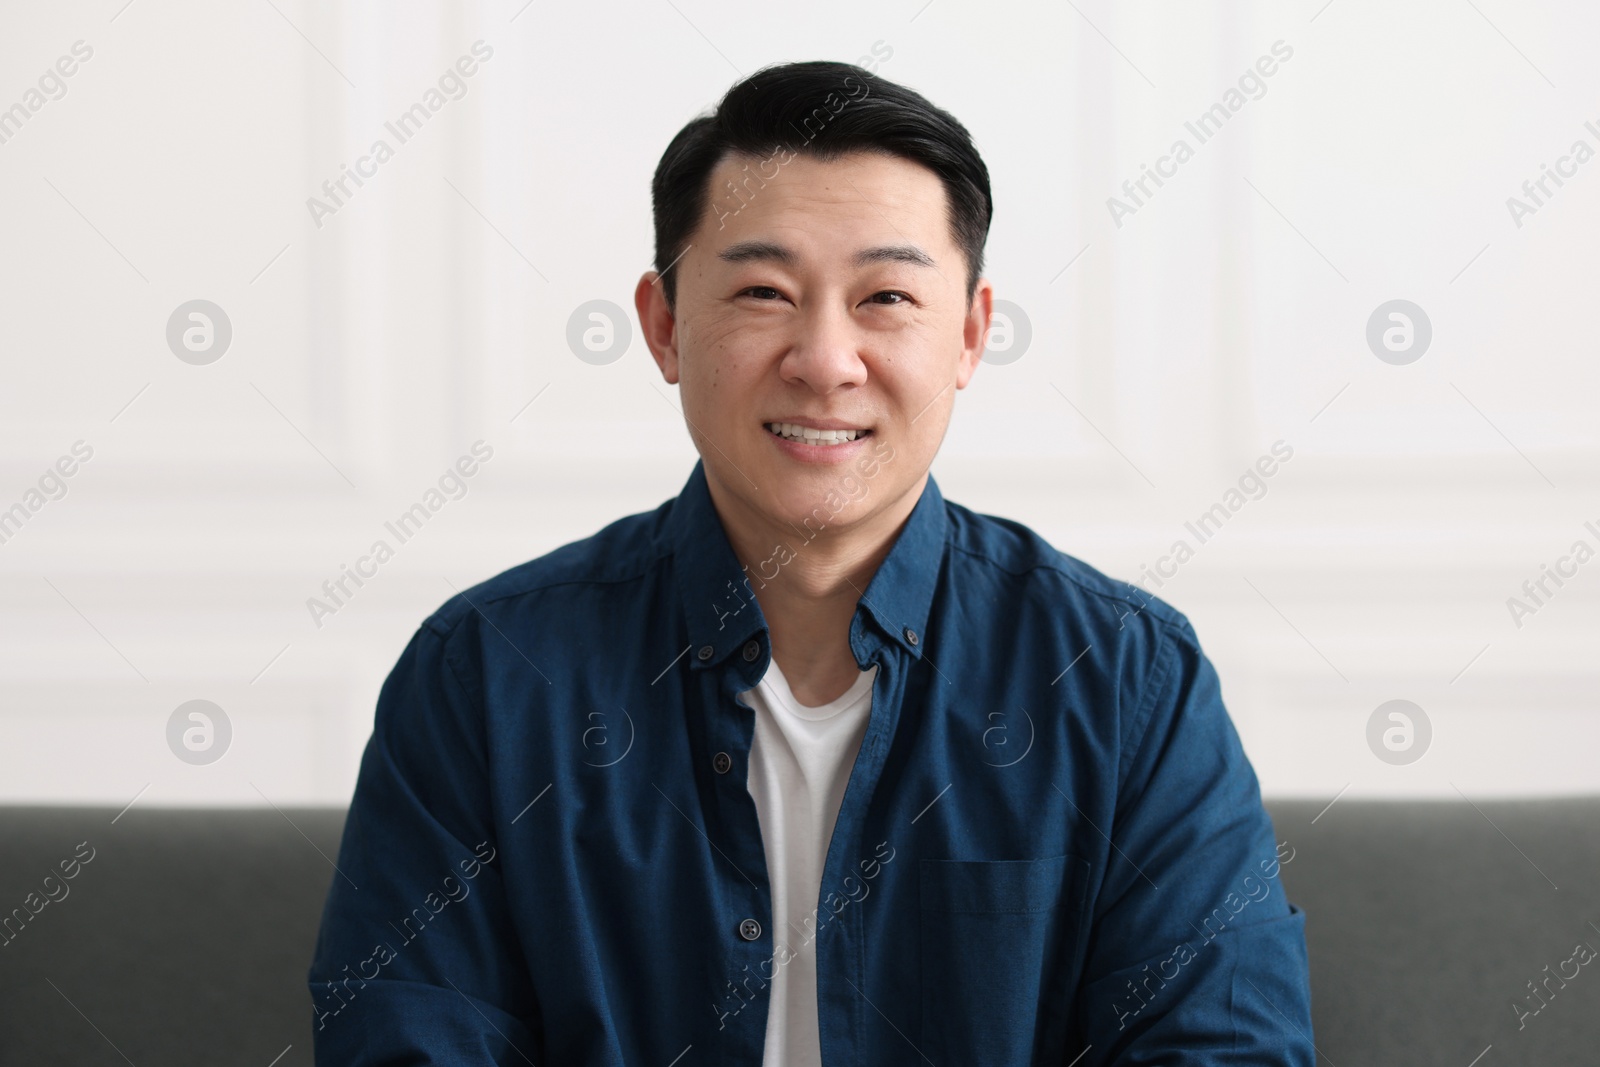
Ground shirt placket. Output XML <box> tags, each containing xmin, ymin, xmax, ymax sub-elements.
<box><xmin>814</xmin><ymin>627</ymin><xmax>903</xmax><ymax>1067</ymax></box>
<box><xmin>699</xmin><ymin>634</ymin><xmax>779</xmax><ymax>1066</ymax></box>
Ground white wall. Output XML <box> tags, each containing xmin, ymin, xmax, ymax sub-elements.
<box><xmin>1</xmin><ymin>0</ymin><xmax>1595</xmax><ymax>808</ymax></box>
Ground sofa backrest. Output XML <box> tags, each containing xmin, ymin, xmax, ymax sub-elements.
<box><xmin>1</xmin><ymin>798</ymin><xmax>1596</xmax><ymax>1065</ymax></box>
<box><xmin>1269</xmin><ymin>796</ymin><xmax>1600</xmax><ymax>1065</ymax></box>
<box><xmin>0</xmin><ymin>806</ymin><xmax>346</xmax><ymax>1066</ymax></box>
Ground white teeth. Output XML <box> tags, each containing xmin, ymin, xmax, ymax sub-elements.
<box><xmin>766</xmin><ymin>422</ymin><xmax>866</xmax><ymax>445</ymax></box>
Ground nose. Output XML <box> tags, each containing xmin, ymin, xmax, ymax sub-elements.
<box><xmin>779</xmin><ymin>304</ymin><xmax>869</xmax><ymax>393</ymax></box>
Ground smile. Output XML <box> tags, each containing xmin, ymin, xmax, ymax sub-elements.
<box><xmin>764</xmin><ymin>422</ymin><xmax>871</xmax><ymax>446</ymax></box>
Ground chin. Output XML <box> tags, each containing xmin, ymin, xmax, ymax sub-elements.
<box><xmin>764</xmin><ymin>458</ymin><xmax>898</xmax><ymax>534</ymax></box>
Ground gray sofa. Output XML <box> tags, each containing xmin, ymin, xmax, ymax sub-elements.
<box><xmin>1</xmin><ymin>798</ymin><xmax>1597</xmax><ymax>1065</ymax></box>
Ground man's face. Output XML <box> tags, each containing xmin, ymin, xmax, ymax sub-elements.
<box><xmin>637</xmin><ymin>149</ymin><xmax>991</xmax><ymax>542</ymax></box>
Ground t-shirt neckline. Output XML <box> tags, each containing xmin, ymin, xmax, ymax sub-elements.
<box><xmin>758</xmin><ymin>658</ymin><xmax>877</xmax><ymax>722</ymax></box>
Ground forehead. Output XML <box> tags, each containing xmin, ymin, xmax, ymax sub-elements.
<box><xmin>699</xmin><ymin>149</ymin><xmax>953</xmax><ymax>259</ymax></box>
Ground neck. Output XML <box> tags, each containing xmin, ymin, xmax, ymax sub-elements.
<box><xmin>705</xmin><ymin>468</ymin><xmax>926</xmax><ymax>704</ymax></box>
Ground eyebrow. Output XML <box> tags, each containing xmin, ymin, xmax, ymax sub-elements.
<box><xmin>716</xmin><ymin>239</ymin><xmax>937</xmax><ymax>270</ymax></box>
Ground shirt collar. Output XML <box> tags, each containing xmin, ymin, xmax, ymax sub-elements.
<box><xmin>665</xmin><ymin>458</ymin><xmax>948</xmax><ymax>671</ymax></box>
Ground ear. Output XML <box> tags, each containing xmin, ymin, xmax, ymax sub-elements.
<box><xmin>635</xmin><ymin>272</ymin><xmax>680</xmax><ymax>384</ymax></box>
<box><xmin>956</xmin><ymin>278</ymin><xmax>993</xmax><ymax>390</ymax></box>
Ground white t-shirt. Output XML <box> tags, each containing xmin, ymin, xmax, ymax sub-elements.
<box><xmin>740</xmin><ymin>656</ymin><xmax>878</xmax><ymax>1067</ymax></box>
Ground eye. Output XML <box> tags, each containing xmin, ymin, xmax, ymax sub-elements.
<box><xmin>738</xmin><ymin>286</ymin><xmax>784</xmax><ymax>301</ymax></box>
<box><xmin>867</xmin><ymin>291</ymin><xmax>912</xmax><ymax>306</ymax></box>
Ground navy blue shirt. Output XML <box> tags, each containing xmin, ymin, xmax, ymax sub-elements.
<box><xmin>308</xmin><ymin>459</ymin><xmax>1315</xmax><ymax>1065</ymax></box>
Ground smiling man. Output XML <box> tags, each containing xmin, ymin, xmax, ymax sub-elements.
<box><xmin>308</xmin><ymin>60</ymin><xmax>1315</xmax><ymax>1066</ymax></box>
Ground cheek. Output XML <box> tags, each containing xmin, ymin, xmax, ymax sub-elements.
<box><xmin>684</xmin><ymin>351</ymin><xmax>762</xmax><ymax>420</ymax></box>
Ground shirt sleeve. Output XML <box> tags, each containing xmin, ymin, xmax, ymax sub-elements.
<box><xmin>307</xmin><ymin>618</ymin><xmax>541</xmax><ymax>1065</ymax></box>
<box><xmin>1073</xmin><ymin>611</ymin><xmax>1315</xmax><ymax>1064</ymax></box>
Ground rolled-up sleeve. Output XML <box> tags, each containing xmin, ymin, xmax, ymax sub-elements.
<box><xmin>307</xmin><ymin>618</ymin><xmax>540</xmax><ymax>1065</ymax></box>
<box><xmin>1075</xmin><ymin>612</ymin><xmax>1315</xmax><ymax>1064</ymax></box>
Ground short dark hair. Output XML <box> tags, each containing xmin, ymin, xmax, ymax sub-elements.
<box><xmin>650</xmin><ymin>59</ymin><xmax>992</xmax><ymax>311</ymax></box>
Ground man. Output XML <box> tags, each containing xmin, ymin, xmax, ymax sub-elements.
<box><xmin>308</xmin><ymin>59</ymin><xmax>1315</xmax><ymax>1065</ymax></box>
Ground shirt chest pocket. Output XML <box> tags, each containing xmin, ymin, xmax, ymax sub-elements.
<box><xmin>918</xmin><ymin>853</ymin><xmax>1090</xmax><ymax>1066</ymax></box>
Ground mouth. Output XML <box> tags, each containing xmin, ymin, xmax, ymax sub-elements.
<box><xmin>764</xmin><ymin>422</ymin><xmax>873</xmax><ymax>447</ymax></box>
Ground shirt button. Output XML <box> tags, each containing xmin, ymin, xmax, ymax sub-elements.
<box><xmin>905</xmin><ymin>628</ymin><xmax>919</xmax><ymax>646</ymax></box>
<box><xmin>713</xmin><ymin>751</ymin><xmax>732</xmax><ymax>774</ymax></box>
<box><xmin>738</xmin><ymin>918</ymin><xmax>762</xmax><ymax>941</ymax></box>
<box><xmin>742</xmin><ymin>640</ymin><xmax>760</xmax><ymax>662</ymax></box>
<box><xmin>697</xmin><ymin>645</ymin><xmax>714</xmax><ymax>661</ymax></box>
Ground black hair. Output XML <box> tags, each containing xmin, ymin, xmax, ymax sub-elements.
<box><xmin>649</xmin><ymin>59</ymin><xmax>992</xmax><ymax>310</ymax></box>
